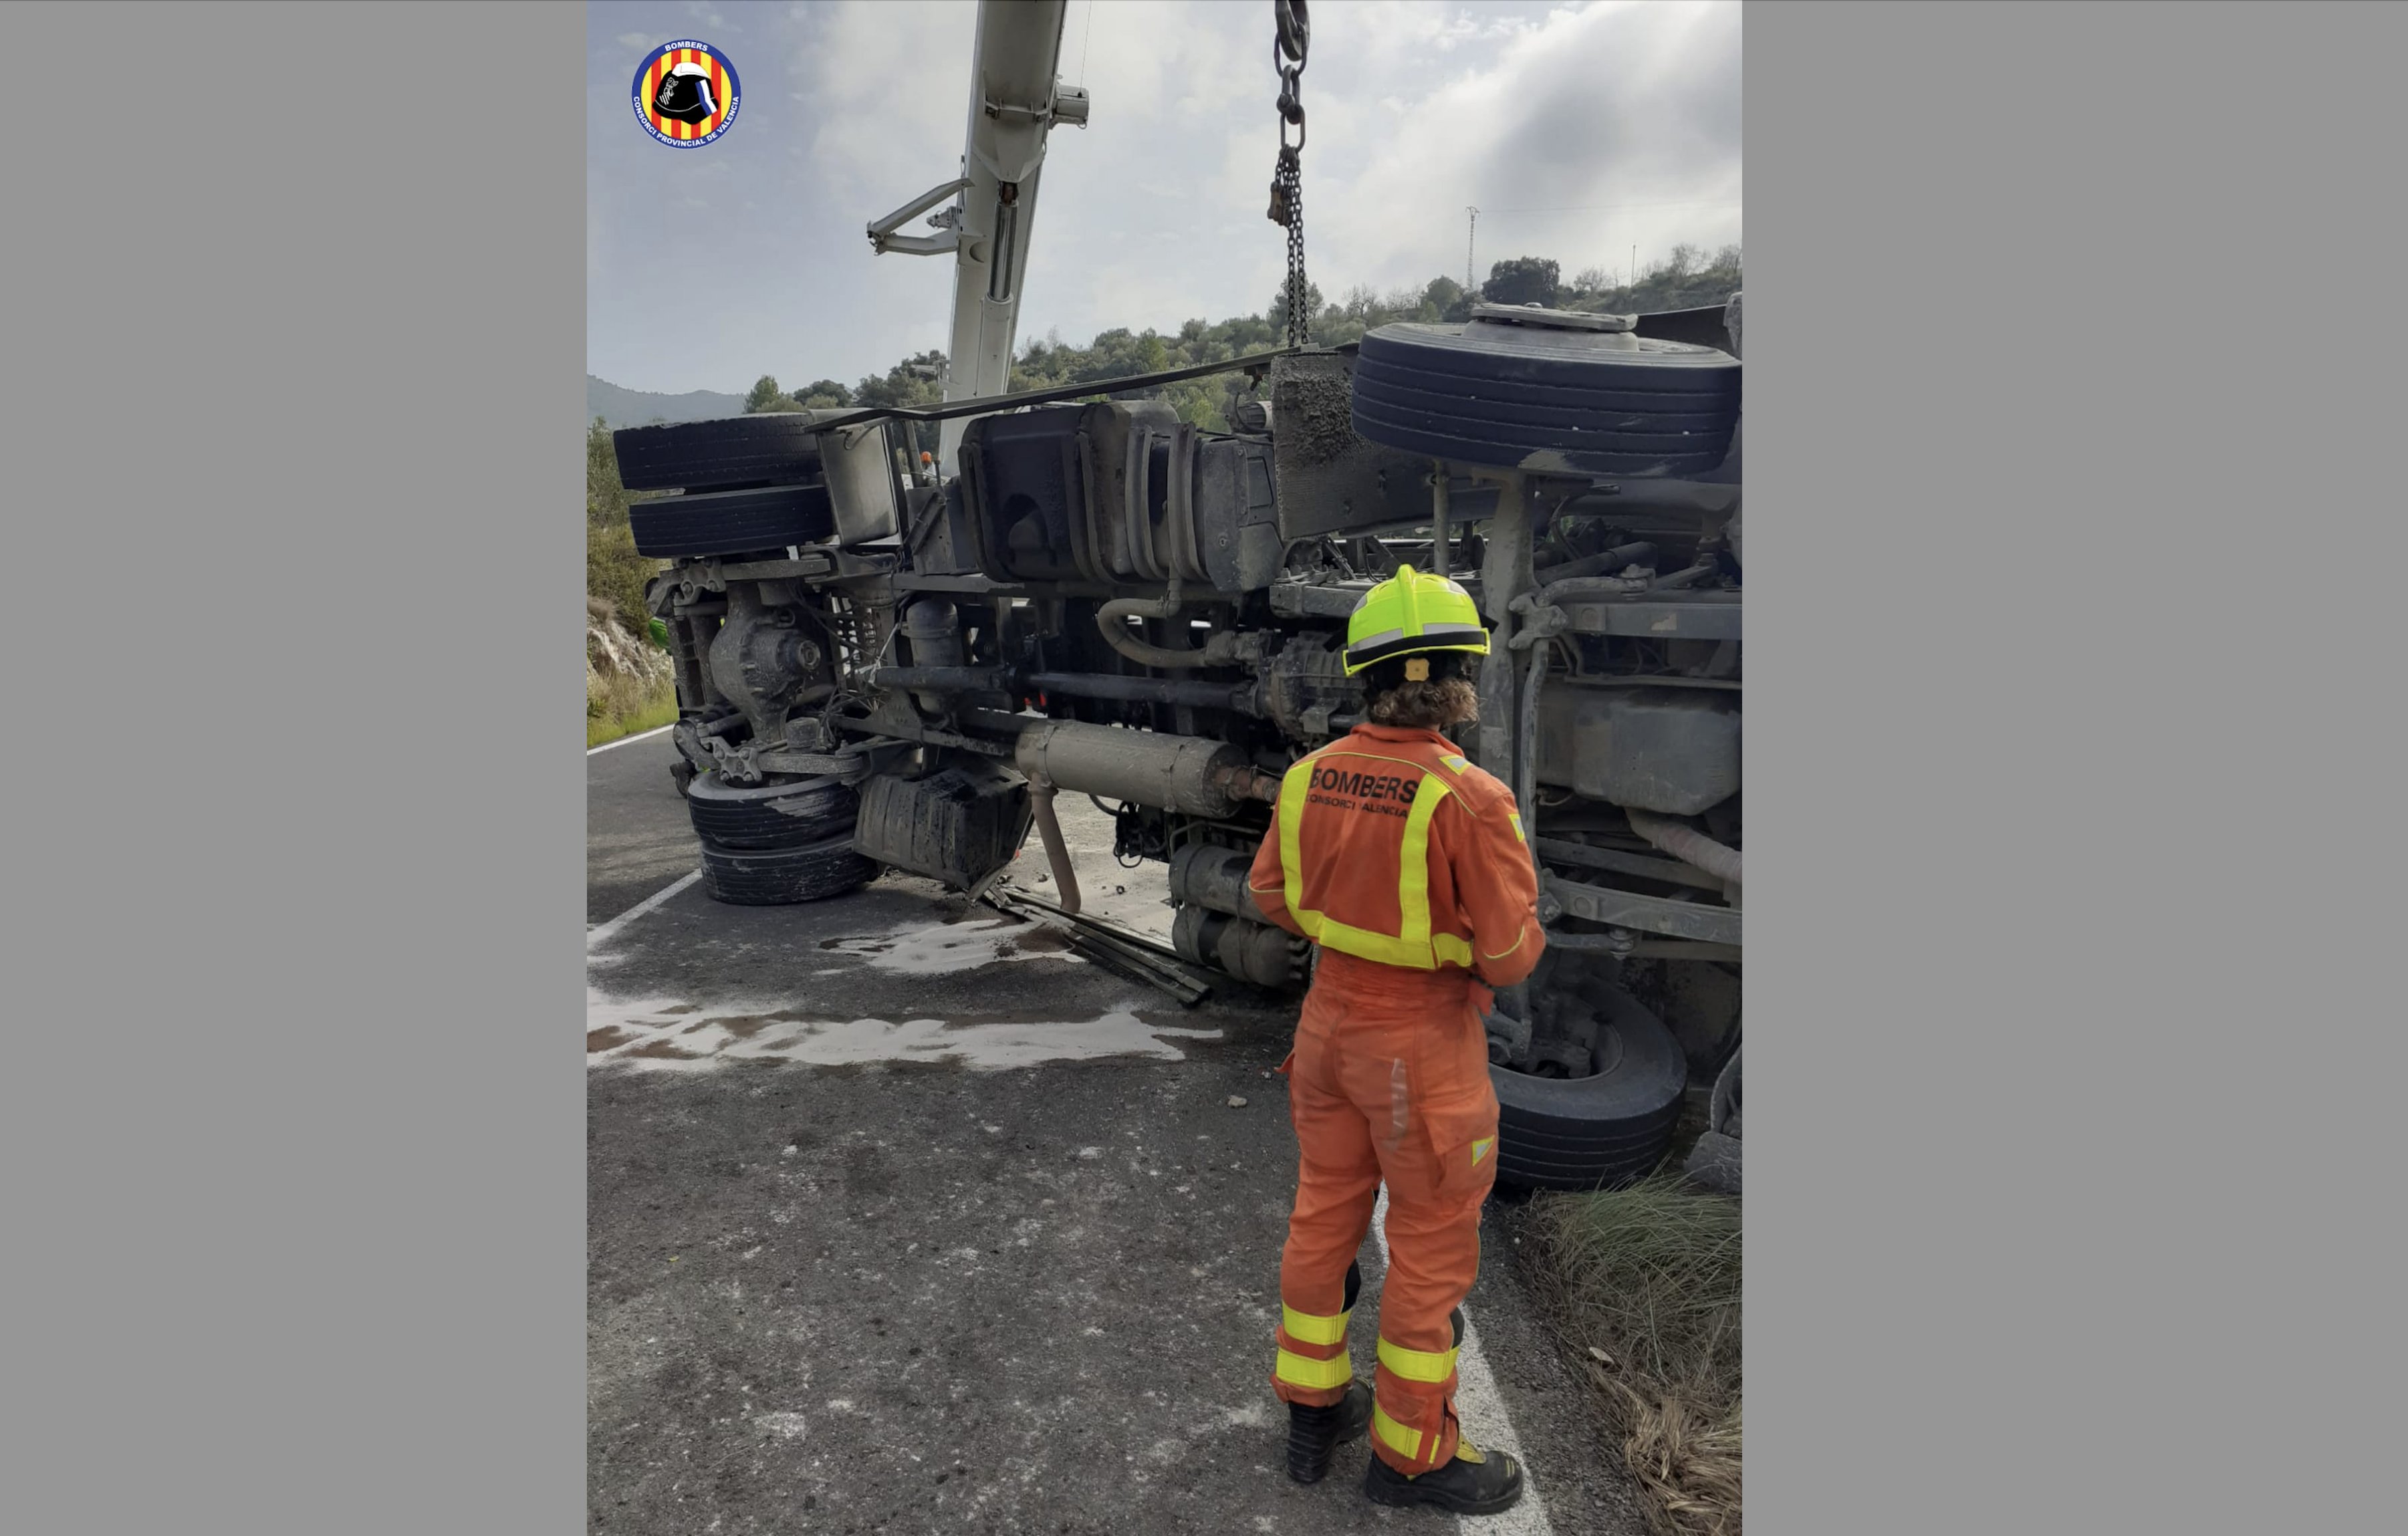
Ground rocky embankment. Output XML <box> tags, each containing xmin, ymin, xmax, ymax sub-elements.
<box><xmin>587</xmin><ymin>597</ymin><xmax>671</xmax><ymax>715</ymax></box>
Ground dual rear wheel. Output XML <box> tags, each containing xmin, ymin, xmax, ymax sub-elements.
<box><xmin>683</xmin><ymin>770</ymin><xmax>875</xmax><ymax>906</ymax></box>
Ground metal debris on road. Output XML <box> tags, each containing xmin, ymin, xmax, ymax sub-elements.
<box><xmin>979</xmin><ymin>882</ymin><xmax>1217</xmax><ymax>1006</ymax></box>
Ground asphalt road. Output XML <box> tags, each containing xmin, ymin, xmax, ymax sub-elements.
<box><xmin>588</xmin><ymin>730</ymin><xmax>1649</xmax><ymax>1535</ymax></box>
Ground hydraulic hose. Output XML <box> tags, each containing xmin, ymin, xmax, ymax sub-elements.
<box><xmin>1094</xmin><ymin>573</ymin><xmax>1244</xmax><ymax>670</ymax></box>
<box><xmin>1530</xmin><ymin>541</ymin><xmax>1656</xmax><ymax>587</ymax></box>
<box><xmin>1538</xmin><ymin>567</ymin><xmax>1727</xmax><ymax>606</ymax></box>
<box><xmin>1650</xmin><ymin>561</ymin><xmax>1720</xmax><ymax>592</ymax></box>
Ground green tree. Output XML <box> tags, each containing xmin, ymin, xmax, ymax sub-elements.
<box><xmin>586</xmin><ymin>415</ymin><xmax>628</xmax><ymax>527</ymax></box>
<box><xmin>586</xmin><ymin>417</ymin><xmax>663</xmax><ymax>629</ymax></box>
<box><xmin>793</xmin><ymin>378</ymin><xmax>852</xmax><ymax>408</ymax></box>
<box><xmin>1484</xmin><ymin>256</ymin><xmax>1560</xmax><ymax>307</ymax></box>
<box><xmin>855</xmin><ymin>350</ymin><xmax>948</xmax><ymax>455</ymax></box>
<box><xmin>744</xmin><ymin>374</ymin><xmax>786</xmax><ymax>412</ymax></box>
<box><xmin>1266</xmin><ymin>281</ymin><xmax>1326</xmax><ymax>342</ymax></box>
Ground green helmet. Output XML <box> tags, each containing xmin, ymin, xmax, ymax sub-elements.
<box><xmin>1342</xmin><ymin>563</ymin><xmax>1491</xmax><ymax>676</ymax></box>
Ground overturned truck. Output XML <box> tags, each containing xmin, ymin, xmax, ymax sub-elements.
<box><xmin>619</xmin><ymin>295</ymin><xmax>1743</xmax><ymax>1192</ymax></box>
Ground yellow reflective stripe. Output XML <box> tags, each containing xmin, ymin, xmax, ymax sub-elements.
<box><xmin>1480</xmin><ymin>921</ymin><xmax>1531</xmax><ymax>962</ymax></box>
<box><xmin>1508</xmin><ymin>811</ymin><xmax>1526</xmax><ymax>844</ymax></box>
<box><xmin>1308</xmin><ymin>915</ymin><xmax>1427</xmax><ymax>969</ymax></box>
<box><xmin>1471</xmin><ymin>1137</ymin><xmax>1495</xmax><ymax>1166</ymax></box>
<box><xmin>1278</xmin><ymin>757</ymin><xmax>1316</xmax><ymax>933</ymax></box>
<box><xmin>1371</xmin><ymin>1402</ymin><xmax>1427</xmax><ymax>1463</ymax></box>
<box><xmin>1394</xmin><ymin>775</ymin><xmax>1453</xmax><ymax>957</ymax></box>
<box><xmin>1277</xmin><ymin>753</ymin><xmax>1459</xmax><ymax>972</ymax></box>
<box><xmin>1281</xmin><ymin>1305</ymin><xmax>1351</xmax><ymax>1347</ymax></box>
<box><xmin>1276</xmin><ymin>1348</ymin><xmax>1355</xmax><ymax>1392</ymax></box>
<box><xmin>1377</xmin><ymin>1337</ymin><xmax>1459</xmax><ymax>1384</ymax></box>
<box><xmin>1439</xmin><ymin>753</ymin><xmax>1469</xmax><ymax>774</ymax></box>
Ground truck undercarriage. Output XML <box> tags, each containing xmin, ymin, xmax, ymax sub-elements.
<box><xmin>615</xmin><ymin>0</ymin><xmax>1741</xmax><ymax>1192</ymax></box>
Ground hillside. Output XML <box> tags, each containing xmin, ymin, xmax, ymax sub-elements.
<box><xmin>587</xmin><ymin>374</ymin><xmax>747</xmax><ymax>430</ymax></box>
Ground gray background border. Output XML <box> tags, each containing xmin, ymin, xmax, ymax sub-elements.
<box><xmin>1749</xmin><ymin>3</ymin><xmax>2400</xmax><ymax>1530</ymax></box>
<box><xmin>6</xmin><ymin>2</ymin><xmax>586</xmax><ymax>1530</ymax></box>
<box><xmin>3</xmin><ymin>1</ymin><xmax>2399</xmax><ymax>1531</ymax></box>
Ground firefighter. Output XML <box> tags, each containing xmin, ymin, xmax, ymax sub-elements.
<box><xmin>1247</xmin><ymin>563</ymin><xmax>1543</xmax><ymax>1515</ymax></box>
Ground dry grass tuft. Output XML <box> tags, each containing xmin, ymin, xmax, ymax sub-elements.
<box><xmin>1532</xmin><ymin>1175</ymin><xmax>1743</xmax><ymax>1535</ymax></box>
<box><xmin>1615</xmin><ymin>1382</ymin><xmax>1743</xmax><ymax>1536</ymax></box>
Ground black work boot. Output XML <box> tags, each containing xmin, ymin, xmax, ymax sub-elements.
<box><xmin>1284</xmin><ymin>1262</ymin><xmax>1368</xmax><ymax>1485</ymax></box>
<box><xmin>1360</xmin><ymin>1311</ymin><xmax>1525</xmax><ymax>1514</ymax></box>
<box><xmin>1286</xmin><ymin>1379</ymin><xmax>1374</xmax><ymax>1484</ymax></box>
<box><xmin>1362</xmin><ymin>1438</ymin><xmax>1527</xmax><ymax>1516</ymax></box>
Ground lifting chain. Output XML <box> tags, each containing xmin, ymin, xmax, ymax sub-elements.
<box><xmin>1267</xmin><ymin>0</ymin><xmax>1310</xmax><ymax>349</ymax></box>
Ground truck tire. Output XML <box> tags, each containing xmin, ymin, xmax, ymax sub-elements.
<box><xmin>612</xmin><ymin>415</ymin><xmax>828</xmax><ymax>493</ymax></box>
<box><xmin>1709</xmin><ymin>1047</ymin><xmax>1741</xmax><ymax>1139</ymax></box>
<box><xmin>1491</xmin><ymin>987</ymin><xmax>1688</xmax><ymax>1191</ymax></box>
<box><xmin>697</xmin><ymin>830</ymin><xmax>878</xmax><ymax>906</ymax></box>
<box><xmin>629</xmin><ymin>483</ymin><xmax>837</xmax><ymax>558</ymax></box>
<box><xmin>685</xmin><ymin>771</ymin><xmax>857</xmax><ymax>850</ymax></box>
<box><xmin>1354</xmin><ymin>320</ymin><xmax>1739</xmax><ymax>478</ymax></box>
<box><xmin>1682</xmin><ymin>1130</ymin><xmax>1741</xmax><ymax>1196</ymax></box>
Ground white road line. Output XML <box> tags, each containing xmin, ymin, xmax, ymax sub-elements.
<box><xmin>1371</xmin><ymin>1185</ymin><xmax>1558</xmax><ymax>1536</ymax></box>
<box><xmin>587</xmin><ymin>870</ymin><xmax>700</xmax><ymax>950</ymax></box>
<box><xmin>587</xmin><ymin>723</ymin><xmax>674</xmax><ymax>756</ymax></box>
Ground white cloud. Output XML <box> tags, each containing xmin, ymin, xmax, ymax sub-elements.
<box><xmin>797</xmin><ymin>0</ymin><xmax>975</xmax><ymax>201</ymax></box>
<box><xmin>588</xmin><ymin>0</ymin><xmax>1739</xmax><ymax>394</ymax></box>
<box><xmin>1311</xmin><ymin>1</ymin><xmax>1743</xmax><ymax>296</ymax></box>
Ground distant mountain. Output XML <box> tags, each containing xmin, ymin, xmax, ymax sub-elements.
<box><xmin>588</xmin><ymin>374</ymin><xmax>747</xmax><ymax>429</ymax></box>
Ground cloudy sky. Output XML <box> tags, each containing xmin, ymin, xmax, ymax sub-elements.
<box><xmin>588</xmin><ymin>0</ymin><xmax>1739</xmax><ymax>396</ymax></box>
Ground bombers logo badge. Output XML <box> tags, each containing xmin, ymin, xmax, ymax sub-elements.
<box><xmin>633</xmin><ymin>40</ymin><xmax>739</xmax><ymax>147</ymax></box>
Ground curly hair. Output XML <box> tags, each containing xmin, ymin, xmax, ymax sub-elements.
<box><xmin>1367</xmin><ymin>675</ymin><xmax>1480</xmax><ymax>730</ymax></box>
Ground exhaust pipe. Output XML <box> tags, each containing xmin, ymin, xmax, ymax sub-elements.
<box><xmin>1012</xmin><ymin>719</ymin><xmax>1253</xmax><ymax>817</ymax></box>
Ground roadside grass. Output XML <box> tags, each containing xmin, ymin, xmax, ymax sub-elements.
<box><xmin>587</xmin><ymin>675</ymin><xmax>679</xmax><ymax>749</ymax></box>
<box><xmin>1529</xmin><ymin>1176</ymin><xmax>1743</xmax><ymax>1535</ymax></box>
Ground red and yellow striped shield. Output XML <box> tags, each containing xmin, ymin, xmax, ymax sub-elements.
<box><xmin>632</xmin><ymin>39</ymin><xmax>741</xmax><ymax>148</ymax></box>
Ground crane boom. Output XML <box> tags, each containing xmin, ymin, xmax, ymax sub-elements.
<box><xmin>866</xmin><ymin>0</ymin><xmax>1089</xmax><ymax>473</ymax></box>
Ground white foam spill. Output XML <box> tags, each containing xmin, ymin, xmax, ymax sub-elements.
<box><xmin>816</xmin><ymin>916</ymin><xmax>1080</xmax><ymax>976</ymax></box>
<box><xmin>754</xmin><ymin>1411</ymin><xmax>808</xmax><ymax>1441</ymax></box>
<box><xmin>588</xmin><ymin>986</ymin><xmax>1220</xmax><ymax>1073</ymax></box>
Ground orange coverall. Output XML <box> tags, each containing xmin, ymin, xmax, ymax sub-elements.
<box><xmin>1247</xmin><ymin>722</ymin><xmax>1543</xmax><ymax>1475</ymax></box>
